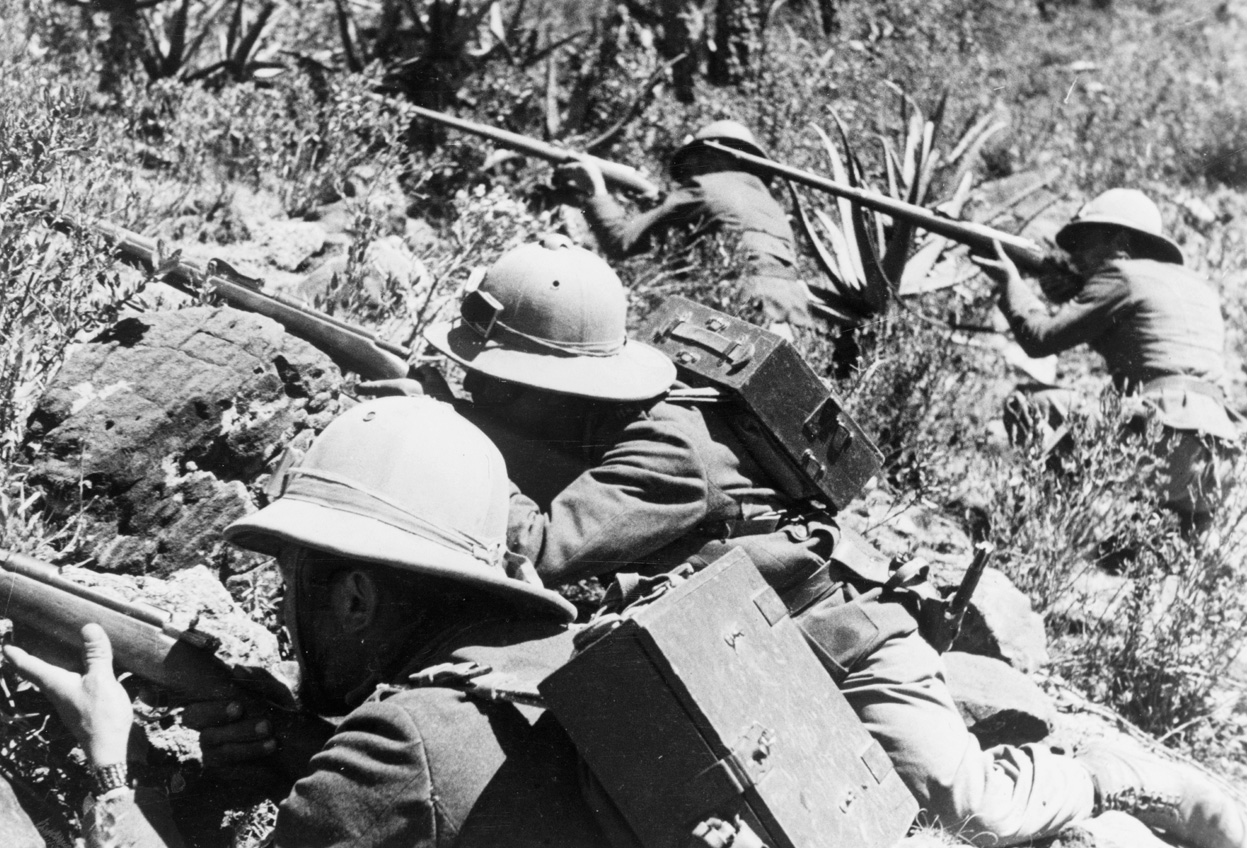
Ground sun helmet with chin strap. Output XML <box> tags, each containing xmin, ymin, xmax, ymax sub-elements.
<box><xmin>1055</xmin><ymin>188</ymin><xmax>1184</xmax><ymax>266</ymax></box>
<box><xmin>225</xmin><ymin>396</ymin><xmax>575</xmax><ymax>621</ymax></box>
<box><xmin>424</xmin><ymin>234</ymin><xmax>676</xmax><ymax>401</ymax></box>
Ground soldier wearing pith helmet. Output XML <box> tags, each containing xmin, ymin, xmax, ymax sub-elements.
<box><xmin>557</xmin><ymin>119</ymin><xmax>814</xmax><ymax>334</ymax></box>
<box><xmin>425</xmin><ymin>235</ymin><xmax>1247</xmax><ymax>848</ymax></box>
<box><xmin>977</xmin><ymin>187</ymin><xmax>1238</xmax><ymax>533</ymax></box>
<box><xmin>3</xmin><ymin>396</ymin><xmax>608</xmax><ymax>848</ymax></box>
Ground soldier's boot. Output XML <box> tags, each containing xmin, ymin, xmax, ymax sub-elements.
<box><xmin>1077</xmin><ymin>742</ymin><xmax>1247</xmax><ymax>848</ymax></box>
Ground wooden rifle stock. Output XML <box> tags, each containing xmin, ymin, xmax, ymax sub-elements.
<box><xmin>702</xmin><ymin>140</ymin><xmax>1074</xmax><ymax>280</ymax></box>
<box><xmin>410</xmin><ymin>104</ymin><xmax>662</xmax><ymax>198</ymax></box>
<box><xmin>55</xmin><ymin>217</ymin><xmax>414</xmax><ymax>380</ymax></box>
<box><xmin>0</xmin><ymin>549</ymin><xmax>292</xmax><ymax>706</ymax></box>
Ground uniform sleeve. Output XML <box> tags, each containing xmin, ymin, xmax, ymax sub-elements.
<box><xmin>584</xmin><ymin>187</ymin><xmax>705</xmax><ymax>259</ymax></box>
<box><xmin>997</xmin><ymin>267</ymin><xmax>1130</xmax><ymax>358</ymax></box>
<box><xmin>513</xmin><ymin>415</ymin><xmax>710</xmax><ymax>583</ymax></box>
<box><xmin>273</xmin><ymin>701</ymin><xmax>443</xmax><ymax>848</ymax></box>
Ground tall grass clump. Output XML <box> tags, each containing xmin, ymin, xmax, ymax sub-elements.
<box><xmin>982</xmin><ymin>394</ymin><xmax>1247</xmax><ymax>741</ymax></box>
<box><xmin>0</xmin><ymin>68</ymin><xmax>145</xmax><ymax>458</ymax></box>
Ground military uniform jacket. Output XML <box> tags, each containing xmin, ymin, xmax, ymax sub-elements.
<box><xmin>500</xmin><ymin>396</ymin><xmax>918</xmax><ymax>679</ymax></box>
<box><xmin>584</xmin><ymin>170</ymin><xmax>798</xmax><ymax>273</ymax></box>
<box><xmin>273</xmin><ymin>619</ymin><xmax>604</xmax><ymax>848</ymax></box>
<box><xmin>506</xmin><ymin>396</ymin><xmax>839</xmax><ymax>589</ymax></box>
<box><xmin>999</xmin><ymin>258</ymin><xmax>1237</xmax><ymax>439</ymax></box>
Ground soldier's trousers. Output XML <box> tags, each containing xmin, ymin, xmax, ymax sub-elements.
<box><xmin>839</xmin><ymin>623</ymin><xmax>1096</xmax><ymax>845</ymax></box>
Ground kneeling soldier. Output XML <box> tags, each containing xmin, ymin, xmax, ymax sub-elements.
<box><xmin>3</xmin><ymin>397</ymin><xmax>605</xmax><ymax>848</ymax></box>
<box><xmin>419</xmin><ymin>235</ymin><xmax>1247</xmax><ymax>848</ymax></box>
<box><xmin>976</xmin><ymin>189</ymin><xmax>1239</xmax><ymax>534</ymax></box>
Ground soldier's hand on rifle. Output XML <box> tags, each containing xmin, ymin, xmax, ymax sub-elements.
<box><xmin>184</xmin><ymin>694</ymin><xmax>334</xmax><ymax>791</ymax></box>
<box><xmin>555</xmin><ymin>157</ymin><xmax>608</xmax><ymax>199</ymax></box>
<box><xmin>2</xmin><ymin>623</ymin><xmax>135</xmax><ymax>769</ymax></box>
<box><xmin>970</xmin><ymin>240</ymin><xmax>1023</xmax><ymax>291</ymax></box>
<box><xmin>183</xmin><ymin>663</ymin><xmax>331</xmax><ymax>790</ymax></box>
<box><xmin>357</xmin><ymin>364</ymin><xmax>454</xmax><ymax>403</ymax></box>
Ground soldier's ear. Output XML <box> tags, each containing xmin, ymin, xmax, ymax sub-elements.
<box><xmin>330</xmin><ymin>569</ymin><xmax>380</xmax><ymax>634</ymax></box>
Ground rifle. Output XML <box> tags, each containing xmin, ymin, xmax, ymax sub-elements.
<box><xmin>53</xmin><ymin>216</ymin><xmax>415</xmax><ymax>381</ymax></box>
<box><xmin>702</xmin><ymin>140</ymin><xmax>1079</xmax><ymax>289</ymax></box>
<box><xmin>0</xmin><ymin>548</ymin><xmax>296</xmax><ymax>709</ymax></box>
<box><xmin>410</xmin><ymin>104</ymin><xmax>662</xmax><ymax>198</ymax></box>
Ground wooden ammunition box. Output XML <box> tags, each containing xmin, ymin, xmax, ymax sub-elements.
<box><xmin>539</xmin><ymin>550</ymin><xmax>917</xmax><ymax>848</ymax></box>
<box><xmin>641</xmin><ymin>296</ymin><xmax>882</xmax><ymax>512</ymax></box>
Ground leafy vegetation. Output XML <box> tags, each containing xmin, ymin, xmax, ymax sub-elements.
<box><xmin>2</xmin><ymin>0</ymin><xmax>1247</xmax><ymax>841</ymax></box>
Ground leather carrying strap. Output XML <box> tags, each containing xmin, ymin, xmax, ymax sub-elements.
<box><xmin>664</xmin><ymin>318</ymin><xmax>755</xmax><ymax>367</ymax></box>
<box><xmin>778</xmin><ymin>562</ymin><xmax>839</xmax><ymax>616</ymax></box>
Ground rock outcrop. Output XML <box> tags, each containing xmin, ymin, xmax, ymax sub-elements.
<box><xmin>26</xmin><ymin>307</ymin><xmax>343</xmax><ymax>575</ymax></box>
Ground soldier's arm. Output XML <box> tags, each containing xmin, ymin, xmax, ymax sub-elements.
<box><xmin>998</xmin><ymin>267</ymin><xmax>1129</xmax><ymax>358</ymax></box>
<box><xmin>3</xmin><ymin>626</ymin><xmax>185</xmax><ymax>848</ymax></box>
<box><xmin>584</xmin><ymin>186</ymin><xmax>706</xmax><ymax>259</ymax></box>
<box><xmin>273</xmin><ymin>700</ymin><xmax>438</xmax><ymax>848</ymax></box>
<box><xmin>509</xmin><ymin>415</ymin><xmax>710</xmax><ymax>584</ymax></box>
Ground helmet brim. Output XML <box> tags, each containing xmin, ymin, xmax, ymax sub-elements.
<box><xmin>424</xmin><ymin>321</ymin><xmax>676</xmax><ymax>402</ymax></box>
<box><xmin>1056</xmin><ymin>219</ymin><xmax>1184</xmax><ymax>266</ymax></box>
<box><xmin>225</xmin><ymin>497</ymin><xmax>576</xmax><ymax>622</ymax></box>
<box><xmin>670</xmin><ymin>138</ymin><xmax>773</xmax><ymax>184</ymax></box>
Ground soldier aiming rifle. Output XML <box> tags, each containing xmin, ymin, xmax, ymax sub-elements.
<box><xmin>3</xmin><ymin>398</ymin><xmax>612</xmax><ymax>848</ymax></box>
<box><xmin>558</xmin><ymin>121</ymin><xmax>817</xmax><ymax>337</ymax></box>
<box><xmin>973</xmin><ymin>189</ymin><xmax>1239</xmax><ymax>535</ymax></box>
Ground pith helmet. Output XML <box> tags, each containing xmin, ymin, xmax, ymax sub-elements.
<box><xmin>225</xmin><ymin>397</ymin><xmax>575</xmax><ymax>622</ymax></box>
<box><xmin>669</xmin><ymin>120</ymin><xmax>772</xmax><ymax>183</ymax></box>
<box><xmin>1056</xmin><ymin>188</ymin><xmax>1184</xmax><ymax>265</ymax></box>
<box><xmin>425</xmin><ymin>235</ymin><xmax>676</xmax><ymax>401</ymax></box>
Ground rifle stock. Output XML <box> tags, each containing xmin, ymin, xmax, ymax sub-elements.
<box><xmin>410</xmin><ymin>104</ymin><xmax>662</xmax><ymax>198</ymax></box>
<box><xmin>0</xmin><ymin>549</ymin><xmax>293</xmax><ymax>707</ymax></box>
<box><xmin>702</xmin><ymin>140</ymin><xmax>1075</xmax><ymax>282</ymax></box>
<box><xmin>57</xmin><ymin>217</ymin><xmax>413</xmax><ymax>381</ymax></box>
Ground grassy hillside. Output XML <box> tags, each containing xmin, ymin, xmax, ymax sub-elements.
<box><xmin>3</xmin><ymin>0</ymin><xmax>1247</xmax><ymax>840</ymax></box>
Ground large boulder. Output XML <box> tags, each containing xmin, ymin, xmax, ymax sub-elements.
<box><xmin>0</xmin><ymin>777</ymin><xmax>43</xmax><ymax>848</ymax></box>
<box><xmin>949</xmin><ymin>567</ymin><xmax>1051</xmax><ymax>672</ymax></box>
<box><xmin>26</xmin><ymin>306</ymin><xmax>343</xmax><ymax>575</ymax></box>
<box><xmin>943</xmin><ymin>651</ymin><xmax>1057</xmax><ymax>748</ymax></box>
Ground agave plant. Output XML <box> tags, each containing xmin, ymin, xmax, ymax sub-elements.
<box><xmin>136</xmin><ymin>0</ymin><xmax>281</xmax><ymax>85</ymax></box>
<box><xmin>797</xmin><ymin>88</ymin><xmax>1007</xmax><ymax>327</ymax></box>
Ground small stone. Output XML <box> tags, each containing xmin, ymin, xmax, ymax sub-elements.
<box><xmin>943</xmin><ymin>651</ymin><xmax>1057</xmax><ymax>748</ymax></box>
<box><xmin>950</xmin><ymin>567</ymin><xmax>1051</xmax><ymax>672</ymax></box>
<box><xmin>251</xmin><ymin>219</ymin><xmax>327</xmax><ymax>271</ymax></box>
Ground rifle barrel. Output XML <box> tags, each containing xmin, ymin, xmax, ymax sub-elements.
<box><xmin>54</xmin><ymin>216</ymin><xmax>413</xmax><ymax>381</ymax></box>
<box><xmin>702</xmin><ymin>140</ymin><xmax>1058</xmax><ymax>276</ymax></box>
<box><xmin>410</xmin><ymin>104</ymin><xmax>661</xmax><ymax>198</ymax></box>
<box><xmin>0</xmin><ymin>550</ymin><xmax>245</xmax><ymax>701</ymax></box>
